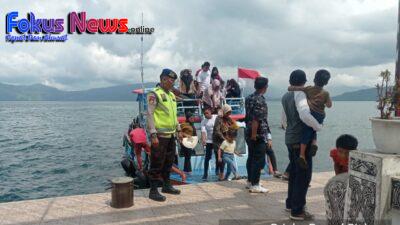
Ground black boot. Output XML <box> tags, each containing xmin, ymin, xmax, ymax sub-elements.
<box><xmin>162</xmin><ymin>181</ymin><xmax>181</xmax><ymax>195</ymax></box>
<box><xmin>149</xmin><ymin>182</ymin><xmax>166</xmax><ymax>202</ymax></box>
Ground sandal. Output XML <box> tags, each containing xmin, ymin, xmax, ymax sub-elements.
<box><xmin>232</xmin><ymin>176</ymin><xmax>242</xmax><ymax>180</ymax></box>
<box><xmin>273</xmin><ymin>171</ymin><xmax>282</xmax><ymax>178</ymax></box>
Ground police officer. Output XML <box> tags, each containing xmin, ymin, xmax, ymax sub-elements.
<box><xmin>147</xmin><ymin>68</ymin><xmax>182</xmax><ymax>202</ymax></box>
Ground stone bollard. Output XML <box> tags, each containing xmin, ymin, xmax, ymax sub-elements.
<box><xmin>390</xmin><ymin>176</ymin><xmax>400</xmax><ymax>224</ymax></box>
<box><xmin>324</xmin><ymin>173</ymin><xmax>349</xmax><ymax>225</ymax></box>
<box><xmin>343</xmin><ymin>151</ymin><xmax>400</xmax><ymax>225</ymax></box>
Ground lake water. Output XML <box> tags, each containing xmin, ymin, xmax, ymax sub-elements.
<box><xmin>0</xmin><ymin>101</ymin><xmax>376</xmax><ymax>203</ymax></box>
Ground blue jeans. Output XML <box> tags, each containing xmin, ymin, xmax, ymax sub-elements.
<box><xmin>300</xmin><ymin>110</ymin><xmax>325</xmax><ymax>145</ymax></box>
<box><xmin>246</xmin><ymin>139</ymin><xmax>267</xmax><ymax>185</ymax></box>
<box><xmin>223</xmin><ymin>153</ymin><xmax>237</xmax><ymax>179</ymax></box>
<box><xmin>285</xmin><ymin>143</ymin><xmax>313</xmax><ymax>215</ymax></box>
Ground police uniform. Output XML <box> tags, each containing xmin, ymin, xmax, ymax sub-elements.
<box><xmin>147</xmin><ymin>69</ymin><xmax>181</xmax><ymax>201</ymax></box>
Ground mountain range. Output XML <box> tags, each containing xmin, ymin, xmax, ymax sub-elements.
<box><xmin>0</xmin><ymin>82</ymin><xmax>156</xmax><ymax>101</ymax></box>
<box><xmin>0</xmin><ymin>82</ymin><xmax>376</xmax><ymax>101</ymax></box>
<box><xmin>332</xmin><ymin>87</ymin><xmax>376</xmax><ymax>101</ymax></box>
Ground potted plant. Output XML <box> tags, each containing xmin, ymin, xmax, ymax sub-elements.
<box><xmin>370</xmin><ymin>69</ymin><xmax>400</xmax><ymax>154</ymax></box>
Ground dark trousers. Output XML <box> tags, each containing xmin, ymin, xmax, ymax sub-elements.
<box><xmin>286</xmin><ymin>143</ymin><xmax>313</xmax><ymax>215</ymax></box>
<box><xmin>148</xmin><ymin>136</ymin><xmax>176</xmax><ymax>184</ymax></box>
<box><xmin>213</xmin><ymin>144</ymin><xmax>225</xmax><ymax>175</ymax></box>
<box><xmin>181</xmin><ymin>145</ymin><xmax>192</xmax><ymax>172</ymax></box>
<box><xmin>285</xmin><ymin>163</ymin><xmax>291</xmax><ymax>174</ymax></box>
<box><xmin>246</xmin><ymin>139</ymin><xmax>267</xmax><ymax>186</ymax></box>
<box><xmin>203</xmin><ymin>143</ymin><xmax>222</xmax><ymax>178</ymax></box>
<box><xmin>301</xmin><ymin>110</ymin><xmax>325</xmax><ymax>144</ymax></box>
<box><xmin>266</xmin><ymin>146</ymin><xmax>278</xmax><ymax>171</ymax></box>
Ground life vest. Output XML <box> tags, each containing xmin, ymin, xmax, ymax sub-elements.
<box><xmin>152</xmin><ymin>87</ymin><xmax>178</xmax><ymax>134</ymax></box>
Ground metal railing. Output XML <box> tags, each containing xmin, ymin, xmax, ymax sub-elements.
<box><xmin>176</xmin><ymin>97</ymin><xmax>245</xmax><ymax>117</ymax></box>
<box><xmin>223</xmin><ymin>97</ymin><xmax>245</xmax><ymax>115</ymax></box>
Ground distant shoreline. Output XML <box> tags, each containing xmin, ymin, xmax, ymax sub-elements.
<box><xmin>0</xmin><ymin>82</ymin><xmax>376</xmax><ymax>101</ymax></box>
<box><xmin>0</xmin><ymin>100</ymin><xmax>376</xmax><ymax>102</ymax></box>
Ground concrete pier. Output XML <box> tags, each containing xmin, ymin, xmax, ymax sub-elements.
<box><xmin>0</xmin><ymin>171</ymin><xmax>334</xmax><ymax>225</ymax></box>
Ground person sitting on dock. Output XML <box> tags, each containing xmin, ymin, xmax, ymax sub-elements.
<box><xmin>218</xmin><ymin>129</ymin><xmax>242</xmax><ymax>181</ymax></box>
<box><xmin>330</xmin><ymin>134</ymin><xmax>358</xmax><ymax>175</ymax></box>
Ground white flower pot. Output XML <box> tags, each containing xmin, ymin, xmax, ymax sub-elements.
<box><xmin>370</xmin><ymin>117</ymin><xmax>400</xmax><ymax>154</ymax></box>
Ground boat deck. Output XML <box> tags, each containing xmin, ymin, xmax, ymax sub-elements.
<box><xmin>0</xmin><ymin>171</ymin><xmax>334</xmax><ymax>225</ymax></box>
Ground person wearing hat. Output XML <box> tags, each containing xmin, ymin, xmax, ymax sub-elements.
<box><xmin>281</xmin><ymin>69</ymin><xmax>322</xmax><ymax>220</ymax></box>
<box><xmin>147</xmin><ymin>68</ymin><xmax>182</xmax><ymax>202</ymax></box>
<box><xmin>212</xmin><ymin>104</ymin><xmax>238</xmax><ymax>180</ymax></box>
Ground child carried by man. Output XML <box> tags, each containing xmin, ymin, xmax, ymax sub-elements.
<box><xmin>288</xmin><ymin>69</ymin><xmax>332</xmax><ymax>169</ymax></box>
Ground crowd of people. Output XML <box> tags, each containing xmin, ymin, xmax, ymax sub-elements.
<box><xmin>127</xmin><ymin>63</ymin><xmax>359</xmax><ymax>222</ymax></box>
<box><xmin>177</xmin><ymin>61</ymin><xmax>241</xmax><ymax>113</ymax></box>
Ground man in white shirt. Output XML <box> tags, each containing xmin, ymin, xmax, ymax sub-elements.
<box><xmin>200</xmin><ymin>108</ymin><xmax>218</xmax><ymax>180</ymax></box>
<box><xmin>196</xmin><ymin>61</ymin><xmax>211</xmax><ymax>96</ymax></box>
<box><xmin>281</xmin><ymin>70</ymin><xmax>322</xmax><ymax>221</ymax></box>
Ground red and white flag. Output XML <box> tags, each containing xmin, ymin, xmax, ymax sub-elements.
<box><xmin>237</xmin><ymin>67</ymin><xmax>262</xmax><ymax>88</ymax></box>
<box><xmin>238</xmin><ymin>67</ymin><xmax>260</xmax><ymax>79</ymax></box>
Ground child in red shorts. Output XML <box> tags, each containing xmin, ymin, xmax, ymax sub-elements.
<box><xmin>330</xmin><ymin>134</ymin><xmax>358</xmax><ymax>175</ymax></box>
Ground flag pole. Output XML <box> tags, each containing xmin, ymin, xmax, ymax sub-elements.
<box><xmin>237</xmin><ymin>67</ymin><xmax>244</xmax><ymax>98</ymax></box>
<box><xmin>395</xmin><ymin>0</ymin><xmax>400</xmax><ymax>117</ymax></box>
<box><xmin>140</xmin><ymin>12</ymin><xmax>145</xmax><ymax>92</ymax></box>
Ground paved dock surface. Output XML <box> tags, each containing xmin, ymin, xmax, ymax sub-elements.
<box><xmin>0</xmin><ymin>171</ymin><xmax>334</xmax><ymax>225</ymax></box>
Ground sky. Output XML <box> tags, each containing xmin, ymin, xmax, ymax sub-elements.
<box><xmin>0</xmin><ymin>0</ymin><xmax>398</xmax><ymax>92</ymax></box>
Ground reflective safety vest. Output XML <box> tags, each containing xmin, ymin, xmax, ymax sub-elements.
<box><xmin>152</xmin><ymin>87</ymin><xmax>178</xmax><ymax>134</ymax></box>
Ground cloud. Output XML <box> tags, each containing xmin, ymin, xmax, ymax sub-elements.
<box><xmin>332</xmin><ymin>74</ymin><xmax>364</xmax><ymax>87</ymax></box>
<box><xmin>0</xmin><ymin>0</ymin><xmax>398</xmax><ymax>90</ymax></box>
